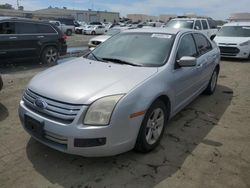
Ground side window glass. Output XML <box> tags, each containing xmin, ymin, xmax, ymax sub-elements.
<box><xmin>176</xmin><ymin>34</ymin><xmax>197</xmax><ymax>60</ymax></box>
<box><xmin>194</xmin><ymin>20</ymin><xmax>202</xmax><ymax>30</ymax></box>
<box><xmin>201</xmin><ymin>20</ymin><xmax>208</xmax><ymax>30</ymax></box>
<box><xmin>193</xmin><ymin>33</ymin><xmax>212</xmax><ymax>55</ymax></box>
<box><xmin>36</xmin><ymin>24</ymin><xmax>56</xmax><ymax>34</ymax></box>
<box><xmin>0</xmin><ymin>22</ymin><xmax>15</xmax><ymax>34</ymax></box>
<box><xmin>207</xmin><ymin>19</ymin><xmax>217</xmax><ymax>29</ymax></box>
<box><xmin>16</xmin><ymin>22</ymin><xmax>37</xmax><ymax>34</ymax></box>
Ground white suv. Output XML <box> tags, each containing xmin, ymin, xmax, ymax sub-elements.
<box><xmin>167</xmin><ymin>17</ymin><xmax>218</xmax><ymax>37</ymax></box>
<box><xmin>214</xmin><ymin>22</ymin><xmax>250</xmax><ymax>59</ymax></box>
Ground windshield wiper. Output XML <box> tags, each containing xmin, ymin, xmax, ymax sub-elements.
<box><xmin>101</xmin><ymin>58</ymin><xmax>142</xmax><ymax>67</ymax></box>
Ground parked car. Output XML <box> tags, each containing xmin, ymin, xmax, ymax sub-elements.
<box><xmin>214</xmin><ymin>22</ymin><xmax>250</xmax><ymax>59</ymax></box>
<box><xmin>0</xmin><ymin>75</ymin><xmax>3</xmax><ymax>91</ymax></box>
<box><xmin>0</xmin><ymin>17</ymin><xmax>67</xmax><ymax>64</ymax></box>
<box><xmin>75</xmin><ymin>25</ymin><xmax>87</xmax><ymax>34</ymax></box>
<box><xmin>83</xmin><ymin>25</ymin><xmax>106</xmax><ymax>35</ymax></box>
<box><xmin>49</xmin><ymin>20</ymin><xmax>75</xmax><ymax>36</ymax></box>
<box><xmin>88</xmin><ymin>27</ymin><xmax>130</xmax><ymax>48</ymax></box>
<box><xmin>167</xmin><ymin>17</ymin><xmax>218</xmax><ymax>37</ymax></box>
<box><xmin>19</xmin><ymin>28</ymin><xmax>220</xmax><ymax>157</ymax></box>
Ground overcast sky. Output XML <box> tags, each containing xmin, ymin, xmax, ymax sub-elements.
<box><xmin>0</xmin><ymin>0</ymin><xmax>249</xmax><ymax>20</ymax></box>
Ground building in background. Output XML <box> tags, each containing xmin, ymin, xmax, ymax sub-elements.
<box><xmin>228</xmin><ymin>13</ymin><xmax>250</xmax><ymax>22</ymax></box>
<box><xmin>127</xmin><ymin>14</ymin><xmax>159</xmax><ymax>22</ymax></box>
<box><xmin>159</xmin><ymin>14</ymin><xmax>177</xmax><ymax>22</ymax></box>
<box><xmin>0</xmin><ymin>7</ymin><xmax>120</xmax><ymax>23</ymax></box>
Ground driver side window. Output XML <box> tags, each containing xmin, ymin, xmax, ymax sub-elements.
<box><xmin>176</xmin><ymin>34</ymin><xmax>198</xmax><ymax>61</ymax></box>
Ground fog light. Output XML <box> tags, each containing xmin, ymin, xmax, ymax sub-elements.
<box><xmin>74</xmin><ymin>138</ymin><xmax>106</xmax><ymax>147</ymax></box>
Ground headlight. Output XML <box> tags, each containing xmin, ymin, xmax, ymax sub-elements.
<box><xmin>239</xmin><ymin>40</ymin><xmax>250</xmax><ymax>46</ymax></box>
<box><xmin>84</xmin><ymin>95</ymin><xmax>124</xmax><ymax>125</ymax></box>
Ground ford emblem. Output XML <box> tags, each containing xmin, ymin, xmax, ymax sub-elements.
<box><xmin>34</xmin><ymin>98</ymin><xmax>47</xmax><ymax>109</ymax></box>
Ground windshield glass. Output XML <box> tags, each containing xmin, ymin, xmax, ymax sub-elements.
<box><xmin>86</xmin><ymin>32</ymin><xmax>175</xmax><ymax>67</ymax></box>
<box><xmin>106</xmin><ymin>29</ymin><xmax>121</xmax><ymax>36</ymax></box>
<box><xmin>167</xmin><ymin>20</ymin><xmax>194</xmax><ymax>29</ymax></box>
<box><xmin>217</xmin><ymin>26</ymin><xmax>250</xmax><ymax>37</ymax></box>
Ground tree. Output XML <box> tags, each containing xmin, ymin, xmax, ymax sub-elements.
<box><xmin>0</xmin><ymin>3</ymin><xmax>14</xmax><ymax>9</ymax></box>
<box><xmin>18</xmin><ymin>6</ymin><xmax>24</xmax><ymax>11</ymax></box>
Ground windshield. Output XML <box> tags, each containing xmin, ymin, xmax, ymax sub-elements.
<box><xmin>217</xmin><ymin>26</ymin><xmax>250</xmax><ymax>37</ymax></box>
<box><xmin>86</xmin><ymin>32</ymin><xmax>175</xmax><ymax>67</ymax></box>
<box><xmin>167</xmin><ymin>20</ymin><xmax>194</xmax><ymax>29</ymax></box>
<box><xmin>106</xmin><ymin>29</ymin><xmax>121</xmax><ymax>36</ymax></box>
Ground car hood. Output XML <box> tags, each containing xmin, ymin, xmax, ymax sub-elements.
<box><xmin>214</xmin><ymin>36</ymin><xmax>250</xmax><ymax>44</ymax></box>
<box><xmin>28</xmin><ymin>58</ymin><xmax>158</xmax><ymax>105</ymax></box>
<box><xmin>90</xmin><ymin>35</ymin><xmax>111</xmax><ymax>42</ymax></box>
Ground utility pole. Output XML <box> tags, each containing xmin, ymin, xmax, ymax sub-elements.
<box><xmin>17</xmin><ymin>0</ymin><xmax>20</xmax><ymax>8</ymax></box>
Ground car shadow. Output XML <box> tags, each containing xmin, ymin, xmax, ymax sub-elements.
<box><xmin>0</xmin><ymin>103</ymin><xmax>9</xmax><ymax>122</ymax></box>
<box><xmin>26</xmin><ymin>84</ymin><xmax>233</xmax><ymax>188</ymax></box>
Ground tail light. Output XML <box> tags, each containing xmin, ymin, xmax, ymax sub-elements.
<box><xmin>62</xmin><ymin>34</ymin><xmax>67</xmax><ymax>41</ymax></box>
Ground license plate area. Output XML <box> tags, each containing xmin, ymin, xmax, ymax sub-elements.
<box><xmin>24</xmin><ymin>114</ymin><xmax>44</xmax><ymax>139</ymax></box>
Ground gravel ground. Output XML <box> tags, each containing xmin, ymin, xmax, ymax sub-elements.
<box><xmin>0</xmin><ymin>58</ymin><xmax>250</xmax><ymax>188</ymax></box>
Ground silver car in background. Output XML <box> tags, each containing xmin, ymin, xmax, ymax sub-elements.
<box><xmin>19</xmin><ymin>28</ymin><xmax>220</xmax><ymax>157</ymax></box>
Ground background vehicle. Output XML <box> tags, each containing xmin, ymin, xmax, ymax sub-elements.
<box><xmin>19</xmin><ymin>28</ymin><xmax>220</xmax><ymax>157</ymax></box>
<box><xmin>0</xmin><ymin>75</ymin><xmax>3</xmax><ymax>91</ymax></box>
<box><xmin>88</xmin><ymin>27</ymin><xmax>130</xmax><ymax>48</ymax></box>
<box><xmin>167</xmin><ymin>17</ymin><xmax>218</xmax><ymax>37</ymax></box>
<box><xmin>0</xmin><ymin>17</ymin><xmax>67</xmax><ymax>64</ymax></box>
<box><xmin>49</xmin><ymin>20</ymin><xmax>75</xmax><ymax>36</ymax></box>
<box><xmin>83</xmin><ymin>25</ymin><xmax>106</xmax><ymax>35</ymax></box>
<box><xmin>214</xmin><ymin>22</ymin><xmax>250</xmax><ymax>59</ymax></box>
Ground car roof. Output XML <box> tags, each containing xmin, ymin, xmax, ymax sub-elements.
<box><xmin>0</xmin><ymin>17</ymin><xmax>51</xmax><ymax>24</ymax></box>
<box><xmin>171</xmin><ymin>18</ymin><xmax>207</xmax><ymax>21</ymax></box>
<box><xmin>223</xmin><ymin>22</ymin><xmax>250</xmax><ymax>26</ymax></box>
<box><xmin>122</xmin><ymin>27</ymin><xmax>191</xmax><ymax>35</ymax></box>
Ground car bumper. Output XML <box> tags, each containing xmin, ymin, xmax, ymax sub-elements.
<box><xmin>88</xmin><ymin>43</ymin><xmax>97</xmax><ymax>48</ymax></box>
<box><xmin>219</xmin><ymin>45</ymin><xmax>250</xmax><ymax>59</ymax></box>
<box><xmin>19</xmin><ymin>100</ymin><xmax>139</xmax><ymax>157</ymax></box>
<box><xmin>60</xmin><ymin>44</ymin><xmax>67</xmax><ymax>56</ymax></box>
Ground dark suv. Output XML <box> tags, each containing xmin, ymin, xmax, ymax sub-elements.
<box><xmin>0</xmin><ymin>17</ymin><xmax>67</xmax><ymax>64</ymax></box>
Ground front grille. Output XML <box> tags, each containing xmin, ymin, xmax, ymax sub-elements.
<box><xmin>219</xmin><ymin>43</ymin><xmax>237</xmax><ymax>45</ymax></box>
<box><xmin>219</xmin><ymin>46</ymin><xmax>240</xmax><ymax>56</ymax></box>
<box><xmin>91</xmin><ymin>41</ymin><xmax>101</xmax><ymax>46</ymax></box>
<box><xmin>23</xmin><ymin>89</ymin><xmax>82</xmax><ymax>123</ymax></box>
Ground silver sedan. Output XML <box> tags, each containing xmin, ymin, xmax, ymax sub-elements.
<box><xmin>19</xmin><ymin>28</ymin><xmax>220</xmax><ymax>157</ymax></box>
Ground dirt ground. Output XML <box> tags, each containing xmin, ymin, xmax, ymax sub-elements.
<box><xmin>66</xmin><ymin>34</ymin><xmax>95</xmax><ymax>47</ymax></box>
<box><xmin>0</xmin><ymin>58</ymin><xmax>250</xmax><ymax>188</ymax></box>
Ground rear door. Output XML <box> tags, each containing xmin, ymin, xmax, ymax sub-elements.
<box><xmin>15</xmin><ymin>22</ymin><xmax>40</xmax><ymax>59</ymax></box>
<box><xmin>0</xmin><ymin>21</ymin><xmax>17</xmax><ymax>60</ymax></box>
<box><xmin>172</xmin><ymin>33</ymin><xmax>201</xmax><ymax>112</ymax></box>
<box><xmin>201</xmin><ymin>19</ymin><xmax>210</xmax><ymax>37</ymax></box>
<box><xmin>193</xmin><ymin>33</ymin><xmax>214</xmax><ymax>88</ymax></box>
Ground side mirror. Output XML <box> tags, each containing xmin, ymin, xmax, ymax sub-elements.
<box><xmin>210</xmin><ymin>34</ymin><xmax>216</xmax><ymax>41</ymax></box>
<box><xmin>177</xmin><ymin>56</ymin><xmax>197</xmax><ymax>67</ymax></box>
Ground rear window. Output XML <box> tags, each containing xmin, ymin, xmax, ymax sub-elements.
<box><xmin>207</xmin><ymin>19</ymin><xmax>217</xmax><ymax>29</ymax></box>
<box><xmin>15</xmin><ymin>22</ymin><xmax>56</xmax><ymax>34</ymax></box>
<box><xmin>167</xmin><ymin>20</ymin><xmax>194</xmax><ymax>29</ymax></box>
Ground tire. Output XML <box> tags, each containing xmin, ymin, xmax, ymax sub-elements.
<box><xmin>41</xmin><ymin>46</ymin><xmax>58</xmax><ymax>65</ymax></box>
<box><xmin>135</xmin><ymin>100</ymin><xmax>168</xmax><ymax>153</ymax></box>
<box><xmin>203</xmin><ymin>68</ymin><xmax>219</xmax><ymax>95</ymax></box>
<box><xmin>66</xmin><ymin>29</ymin><xmax>72</xmax><ymax>36</ymax></box>
<box><xmin>91</xmin><ymin>31</ymin><xmax>96</xmax><ymax>35</ymax></box>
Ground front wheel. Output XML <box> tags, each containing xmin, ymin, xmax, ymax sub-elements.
<box><xmin>204</xmin><ymin>68</ymin><xmax>218</xmax><ymax>95</ymax></box>
<box><xmin>135</xmin><ymin>100</ymin><xmax>168</xmax><ymax>153</ymax></box>
<box><xmin>91</xmin><ymin>31</ymin><xmax>96</xmax><ymax>35</ymax></box>
<box><xmin>41</xmin><ymin>46</ymin><xmax>58</xmax><ymax>65</ymax></box>
<box><xmin>66</xmin><ymin>29</ymin><xmax>72</xmax><ymax>36</ymax></box>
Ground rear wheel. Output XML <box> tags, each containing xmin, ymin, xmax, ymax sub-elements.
<box><xmin>91</xmin><ymin>31</ymin><xmax>96</xmax><ymax>35</ymax></box>
<box><xmin>41</xmin><ymin>46</ymin><xmax>58</xmax><ymax>65</ymax></box>
<box><xmin>135</xmin><ymin>100</ymin><xmax>168</xmax><ymax>152</ymax></box>
<box><xmin>66</xmin><ymin>29</ymin><xmax>72</xmax><ymax>36</ymax></box>
<box><xmin>204</xmin><ymin>68</ymin><xmax>218</xmax><ymax>95</ymax></box>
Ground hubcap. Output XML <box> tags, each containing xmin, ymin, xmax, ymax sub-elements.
<box><xmin>46</xmin><ymin>49</ymin><xmax>57</xmax><ymax>64</ymax></box>
<box><xmin>146</xmin><ymin>108</ymin><xmax>165</xmax><ymax>145</ymax></box>
<box><xmin>211</xmin><ymin>71</ymin><xmax>217</xmax><ymax>91</ymax></box>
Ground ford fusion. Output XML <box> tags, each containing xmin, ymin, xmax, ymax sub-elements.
<box><xmin>19</xmin><ymin>28</ymin><xmax>220</xmax><ymax>157</ymax></box>
<box><xmin>214</xmin><ymin>22</ymin><xmax>250</xmax><ymax>59</ymax></box>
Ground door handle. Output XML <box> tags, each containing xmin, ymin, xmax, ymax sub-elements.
<box><xmin>9</xmin><ymin>37</ymin><xmax>17</xmax><ymax>39</ymax></box>
<box><xmin>37</xmin><ymin>36</ymin><xmax>44</xmax><ymax>38</ymax></box>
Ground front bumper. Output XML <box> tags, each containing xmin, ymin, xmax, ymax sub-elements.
<box><xmin>19</xmin><ymin>100</ymin><xmax>139</xmax><ymax>157</ymax></box>
<box><xmin>219</xmin><ymin>45</ymin><xmax>250</xmax><ymax>59</ymax></box>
